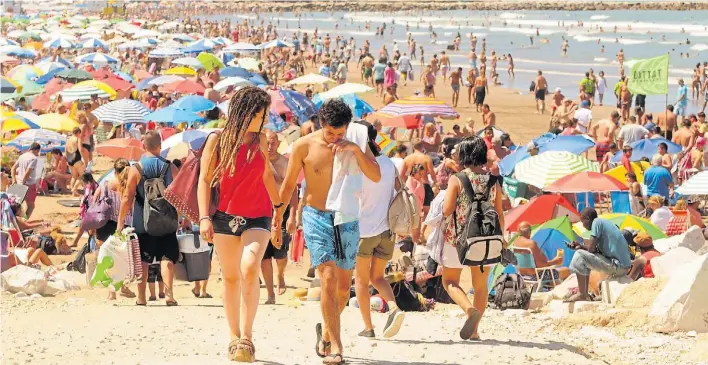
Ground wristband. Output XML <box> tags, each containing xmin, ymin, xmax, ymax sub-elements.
<box><xmin>273</xmin><ymin>202</ymin><xmax>284</xmax><ymax>209</ymax></box>
<box><xmin>199</xmin><ymin>216</ymin><xmax>212</xmax><ymax>222</ymax></box>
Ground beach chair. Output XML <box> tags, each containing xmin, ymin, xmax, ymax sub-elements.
<box><xmin>512</xmin><ymin>247</ymin><xmax>561</xmax><ymax>293</ymax></box>
<box><xmin>610</xmin><ymin>191</ymin><xmax>632</xmax><ymax>214</ymax></box>
<box><xmin>665</xmin><ymin>209</ymin><xmax>689</xmax><ymax>237</ymax></box>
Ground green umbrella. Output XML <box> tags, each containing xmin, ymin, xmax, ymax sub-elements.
<box><xmin>514</xmin><ymin>151</ymin><xmax>599</xmax><ymax>188</ymax></box>
<box><xmin>16</xmin><ymin>80</ymin><xmax>43</xmax><ymax>97</ymax></box>
<box><xmin>56</xmin><ymin>69</ymin><xmax>94</xmax><ymax>82</ymax></box>
<box><xmin>573</xmin><ymin>213</ymin><xmax>667</xmax><ymax>240</ymax></box>
<box><xmin>17</xmin><ymin>32</ymin><xmax>41</xmax><ymax>41</ymax></box>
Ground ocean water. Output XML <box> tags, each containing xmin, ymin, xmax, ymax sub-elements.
<box><xmin>204</xmin><ymin>10</ymin><xmax>708</xmax><ymax>114</ymax></box>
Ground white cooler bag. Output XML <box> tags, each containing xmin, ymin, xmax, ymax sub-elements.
<box><xmin>175</xmin><ymin>232</ymin><xmax>211</xmax><ymax>282</ymax></box>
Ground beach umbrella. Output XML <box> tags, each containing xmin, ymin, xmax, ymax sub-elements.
<box><xmin>573</xmin><ymin>213</ymin><xmax>667</xmax><ymax>240</ymax></box>
<box><xmin>257</xmin><ymin>39</ymin><xmax>293</xmax><ymax>49</ymax></box>
<box><xmin>0</xmin><ymin>55</ymin><xmax>21</xmax><ymax>66</ymax></box>
<box><xmin>1</xmin><ymin>111</ymin><xmax>41</xmax><ymax>133</ymax></box>
<box><xmin>6</xmin><ymin>129</ymin><xmax>66</xmax><ymax>153</ymax></box>
<box><xmin>7</xmin><ymin>65</ymin><xmax>43</xmax><ymax>83</ymax></box>
<box><xmin>266</xmin><ymin>112</ymin><xmax>288</xmax><ymax>132</ymax></box>
<box><xmin>170</xmin><ymin>34</ymin><xmax>195</xmax><ymax>43</ymax></box>
<box><xmin>211</xmin><ymin>37</ymin><xmax>233</xmax><ymax>46</ymax></box>
<box><xmin>136</xmin><ymin>38</ymin><xmax>159</xmax><ymax>48</ymax></box>
<box><xmin>172</xmin><ymin>95</ymin><xmax>215</xmax><ymax>113</ymax></box>
<box><xmin>96</xmin><ymin>138</ymin><xmax>145</xmax><ymax>160</ymax></box>
<box><xmin>136</xmin><ymin>75</ymin><xmax>185</xmax><ymax>90</ymax></box>
<box><xmin>14</xmin><ymin>80</ymin><xmax>43</xmax><ymax>97</ymax></box>
<box><xmin>266</xmin><ymin>88</ymin><xmax>292</xmax><ymax>115</ymax></box>
<box><xmin>23</xmin><ymin>41</ymin><xmax>44</xmax><ymax>51</ymax></box>
<box><xmin>158</xmin><ymin>21</ymin><xmax>180</xmax><ymax>31</ymax></box>
<box><xmin>81</xmin><ymin>38</ymin><xmax>108</xmax><ymax>50</ymax></box>
<box><xmin>57</xmin><ymin>85</ymin><xmax>112</xmax><ymax>102</ymax></box>
<box><xmin>504</xmin><ymin>194</ymin><xmax>580</xmax><ymax>232</ymax></box>
<box><xmin>89</xmin><ymin>68</ymin><xmax>116</xmax><ymax>80</ymax></box>
<box><xmin>38</xmin><ymin>56</ymin><xmax>73</xmax><ymax>69</ymax></box>
<box><xmin>676</xmin><ymin>171</ymin><xmax>708</xmax><ymax>195</ymax></box>
<box><xmin>182</xmin><ymin>39</ymin><xmax>215</xmax><ymax>53</ymax></box>
<box><xmin>365</xmin><ymin>112</ymin><xmax>419</xmax><ymax>130</ymax></box>
<box><xmin>520</xmin><ymin>216</ymin><xmax>581</xmax><ymax>268</ymax></box>
<box><xmin>134</xmin><ymin>29</ymin><xmax>162</xmax><ymax>39</ymax></box>
<box><xmin>224</xmin><ymin>42</ymin><xmax>259</xmax><ymax>52</ymax></box>
<box><xmin>316</xmin><ymin>82</ymin><xmax>375</xmax><ymax>101</ymax></box>
<box><xmin>321</xmin><ymin>93</ymin><xmax>373</xmax><ymax>120</ymax></box>
<box><xmin>543</xmin><ymin>172</ymin><xmax>628</xmax><ymax>193</ymax></box>
<box><xmin>76</xmin><ymin>52</ymin><xmax>119</xmax><ymax>66</ymax></box>
<box><xmin>99</xmin><ymin>77</ymin><xmax>134</xmax><ymax>92</ymax></box>
<box><xmin>161</xmin><ymin>128</ymin><xmax>219</xmax><ymax>153</ymax></box>
<box><xmin>150</xmin><ymin>47</ymin><xmax>183</xmax><ymax>58</ymax></box>
<box><xmin>0</xmin><ymin>38</ymin><xmax>19</xmax><ymax>46</ymax></box>
<box><xmin>35</xmin><ymin>61</ymin><xmax>67</xmax><ymax>75</ymax></box>
<box><xmin>285</xmin><ymin>73</ymin><xmax>335</xmax><ymax>86</ymax></box>
<box><xmin>132</xmin><ymin>70</ymin><xmax>153</xmax><ymax>82</ymax></box>
<box><xmin>56</xmin><ymin>68</ymin><xmax>93</xmax><ymax>82</ymax></box>
<box><xmin>143</xmin><ymin>107</ymin><xmax>206</xmax><ymax>124</ymax></box>
<box><xmin>163</xmin><ymin>66</ymin><xmax>197</xmax><ymax>77</ymax></box>
<box><xmin>159</xmin><ymin>79</ymin><xmax>205</xmax><ymax>95</ymax></box>
<box><xmin>514</xmin><ymin>151</ymin><xmax>599</xmax><ymax>188</ymax></box>
<box><xmin>8</xmin><ymin>30</ymin><xmax>41</xmax><ymax>41</ymax></box>
<box><xmin>3</xmin><ymin>48</ymin><xmax>36</xmax><ymax>59</ymax></box>
<box><xmin>248</xmin><ymin>74</ymin><xmax>268</xmax><ymax>86</ymax></box>
<box><xmin>74</xmin><ymin>80</ymin><xmax>118</xmax><ymax>99</ymax></box>
<box><xmin>35</xmin><ymin>113</ymin><xmax>79</xmax><ymax>132</ymax></box>
<box><xmin>196</xmin><ymin>52</ymin><xmax>225</xmax><ymax>72</ymax></box>
<box><xmin>1</xmin><ymin>76</ymin><xmax>19</xmax><ymax>94</ymax></box>
<box><xmin>113</xmin><ymin>71</ymin><xmax>134</xmax><ymax>83</ymax></box>
<box><xmin>214</xmin><ymin>77</ymin><xmax>253</xmax><ymax>92</ymax></box>
<box><xmin>44</xmin><ymin>37</ymin><xmax>75</xmax><ymax>49</ymax></box>
<box><xmin>14</xmin><ymin>111</ymin><xmax>40</xmax><ymax>125</ymax></box>
<box><xmin>92</xmin><ymin>99</ymin><xmax>150</xmax><ymax>125</ymax></box>
<box><xmin>219</xmin><ymin>66</ymin><xmax>252</xmax><ymax>78</ymax></box>
<box><xmin>280</xmin><ymin>89</ymin><xmax>318</xmax><ymax>124</ymax></box>
<box><xmin>234</xmin><ymin>57</ymin><xmax>260</xmax><ymax>71</ymax></box>
<box><xmin>610</xmin><ymin>137</ymin><xmax>682</xmax><ymax>163</ymax></box>
<box><xmin>172</xmin><ymin>57</ymin><xmax>204</xmax><ymax>69</ymax></box>
<box><xmin>499</xmin><ymin>134</ymin><xmax>596</xmax><ymax>176</ymax></box>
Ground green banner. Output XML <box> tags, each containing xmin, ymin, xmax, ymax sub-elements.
<box><xmin>627</xmin><ymin>54</ymin><xmax>669</xmax><ymax>95</ymax></box>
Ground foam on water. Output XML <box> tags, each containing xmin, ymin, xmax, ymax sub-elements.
<box><xmin>573</xmin><ymin>35</ymin><xmax>650</xmax><ymax>45</ymax></box>
<box><xmin>594</xmin><ymin>57</ymin><xmax>608</xmax><ymax>62</ymax></box>
<box><xmin>488</xmin><ymin>27</ymin><xmax>559</xmax><ymax>36</ymax></box>
<box><xmin>590</xmin><ymin>15</ymin><xmax>611</xmax><ymax>20</ymax></box>
<box><xmin>500</xmin><ymin>13</ymin><xmax>526</xmax><ymax>19</ymax></box>
<box><xmin>690</xmin><ymin>31</ymin><xmax>708</xmax><ymax>37</ymax></box>
<box><xmin>691</xmin><ymin>44</ymin><xmax>708</xmax><ymax>51</ymax></box>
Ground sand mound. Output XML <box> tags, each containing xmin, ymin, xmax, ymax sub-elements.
<box><xmin>615</xmin><ymin>278</ymin><xmax>667</xmax><ymax>309</ymax></box>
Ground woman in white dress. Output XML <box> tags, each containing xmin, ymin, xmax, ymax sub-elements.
<box><xmin>597</xmin><ymin>70</ymin><xmax>608</xmax><ymax>106</ymax></box>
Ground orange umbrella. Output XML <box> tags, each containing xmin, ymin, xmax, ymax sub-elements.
<box><xmin>133</xmin><ymin>70</ymin><xmax>153</xmax><ymax>81</ymax></box>
<box><xmin>96</xmin><ymin>138</ymin><xmax>145</xmax><ymax>161</ymax></box>
<box><xmin>365</xmin><ymin>112</ymin><xmax>420</xmax><ymax>130</ymax></box>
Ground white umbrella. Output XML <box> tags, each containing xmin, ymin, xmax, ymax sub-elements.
<box><xmin>317</xmin><ymin>83</ymin><xmax>374</xmax><ymax>100</ymax></box>
<box><xmin>676</xmin><ymin>171</ymin><xmax>708</xmax><ymax>195</ymax></box>
<box><xmin>285</xmin><ymin>73</ymin><xmax>335</xmax><ymax>86</ymax></box>
<box><xmin>92</xmin><ymin>99</ymin><xmax>150</xmax><ymax>125</ymax></box>
<box><xmin>172</xmin><ymin>57</ymin><xmax>204</xmax><ymax>69</ymax></box>
<box><xmin>214</xmin><ymin>77</ymin><xmax>254</xmax><ymax>92</ymax></box>
<box><xmin>134</xmin><ymin>29</ymin><xmax>162</xmax><ymax>39</ymax></box>
<box><xmin>223</xmin><ymin>42</ymin><xmax>259</xmax><ymax>52</ymax></box>
<box><xmin>158</xmin><ymin>21</ymin><xmax>180</xmax><ymax>31</ymax></box>
<box><xmin>150</xmin><ymin>47</ymin><xmax>183</xmax><ymax>58</ymax></box>
<box><xmin>57</xmin><ymin>86</ymin><xmax>111</xmax><ymax>102</ymax></box>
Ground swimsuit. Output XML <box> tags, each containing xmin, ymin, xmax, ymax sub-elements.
<box><xmin>66</xmin><ymin>149</ymin><xmax>81</xmax><ymax>167</ymax></box>
<box><xmin>595</xmin><ymin>142</ymin><xmax>612</xmax><ymax>162</ymax></box>
<box><xmin>535</xmin><ymin>88</ymin><xmax>546</xmax><ymax>101</ymax></box>
<box><xmin>474</xmin><ymin>86</ymin><xmax>486</xmax><ymax>105</ymax></box>
<box><xmin>302</xmin><ymin>206</ymin><xmax>359</xmax><ymax>270</ymax></box>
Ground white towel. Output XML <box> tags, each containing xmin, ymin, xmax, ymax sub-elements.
<box><xmin>326</xmin><ymin>123</ymin><xmax>368</xmax><ymax>225</ymax></box>
<box><xmin>424</xmin><ymin>190</ymin><xmax>447</xmax><ymax>265</ymax></box>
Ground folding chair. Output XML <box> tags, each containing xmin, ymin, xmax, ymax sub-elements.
<box><xmin>513</xmin><ymin>247</ymin><xmax>561</xmax><ymax>293</ymax></box>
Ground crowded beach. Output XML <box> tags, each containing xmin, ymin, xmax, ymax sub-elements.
<box><xmin>1</xmin><ymin>2</ymin><xmax>707</xmax><ymax>365</ymax></box>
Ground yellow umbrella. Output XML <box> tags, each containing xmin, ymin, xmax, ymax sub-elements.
<box><xmin>163</xmin><ymin>66</ymin><xmax>197</xmax><ymax>76</ymax></box>
<box><xmin>24</xmin><ymin>41</ymin><xmax>43</xmax><ymax>50</ymax></box>
<box><xmin>197</xmin><ymin>52</ymin><xmax>225</xmax><ymax>72</ymax></box>
<box><xmin>236</xmin><ymin>57</ymin><xmax>259</xmax><ymax>71</ymax></box>
<box><xmin>35</xmin><ymin>113</ymin><xmax>79</xmax><ymax>132</ymax></box>
<box><xmin>1</xmin><ymin>111</ymin><xmax>39</xmax><ymax>133</ymax></box>
<box><xmin>74</xmin><ymin>80</ymin><xmax>118</xmax><ymax>99</ymax></box>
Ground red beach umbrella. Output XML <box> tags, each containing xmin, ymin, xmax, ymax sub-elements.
<box><xmin>96</xmin><ymin>138</ymin><xmax>145</xmax><ymax>161</ymax></box>
<box><xmin>504</xmin><ymin>194</ymin><xmax>580</xmax><ymax>232</ymax></box>
<box><xmin>160</xmin><ymin>79</ymin><xmax>205</xmax><ymax>95</ymax></box>
<box><xmin>544</xmin><ymin>172</ymin><xmax>629</xmax><ymax>193</ymax></box>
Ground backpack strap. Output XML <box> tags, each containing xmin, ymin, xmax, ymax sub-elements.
<box><xmin>133</xmin><ymin>162</ymin><xmax>145</xmax><ymax>206</ymax></box>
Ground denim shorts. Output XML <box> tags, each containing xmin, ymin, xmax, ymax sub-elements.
<box><xmin>212</xmin><ymin>210</ymin><xmax>271</xmax><ymax>237</ymax></box>
<box><xmin>569</xmin><ymin>250</ymin><xmax>628</xmax><ymax>277</ymax></box>
<box><xmin>302</xmin><ymin>206</ymin><xmax>359</xmax><ymax>270</ymax></box>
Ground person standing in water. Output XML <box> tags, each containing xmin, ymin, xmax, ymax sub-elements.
<box><xmin>534</xmin><ymin>70</ymin><xmax>548</xmax><ymax>114</ymax></box>
<box><xmin>197</xmin><ymin>87</ymin><xmax>284</xmax><ymax>362</ymax></box>
<box><xmin>507</xmin><ymin>54</ymin><xmax>515</xmax><ymax>78</ymax></box>
<box><xmin>274</xmin><ymin>99</ymin><xmax>380</xmax><ymax>365</ymax></box>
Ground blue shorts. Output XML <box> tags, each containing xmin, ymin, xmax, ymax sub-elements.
<box><xmin>302</xmin><ymin>206</ymin><xmax>359</xmax><ymax>270</ymax></box>
<box><xmin>675</xmin><ymin>104</ymin><xmax>687</xmax><ymax>117</ymax></box>
<box><xmin>569</xmin><ymin>250</ymin><xmax>628</xmax><ymax>277</ymax></box>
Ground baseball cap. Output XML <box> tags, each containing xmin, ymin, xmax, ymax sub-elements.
<box><xmin>554</xmin><ymin>87</ymin><xmax>561</xmax><ymax>93</ymax></box>
<box><xmin>634</xmin><ymin>232</ymin><xmax>652</xmax><ymax>247</ymax></box>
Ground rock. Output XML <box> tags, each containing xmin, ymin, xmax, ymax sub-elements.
<box><xmin>571</xmin><ymin>301</ymin><xmax>605</xmax><ymax>313</ymax></box>
<box><xmin>653</xmin><ymin>226</ymin><xmax>705</xmax><ymax>254</ymax></box>
<box><xmin>546</xmin><ymin>300</ymin><xmax>571</xmax><ymax>318</ymax></box>
<box><xmin>1</xmin><ymin>266</ymin><xmax>48</xmax><ymax>295</ymax></box>
<box><xmin>599</xmin><ymin>275</ymin><xmax>632</xmax><ymax>304</ymax></box>
<box><xmin>528</xmin><ymin>292</ymin><xmax>552</xmax><ymax>310</ymax></box>
<box><xmin>649</xmin><ymin>254</ymin><xmax>708</xmax><ymax>333</ymax></box>
<box><xmin>651</xmin><ymin>247</ymin><xmax>698</xmax><ymax>279</ymax></box>
<box><xmin>687</xmin><ymin>331</ymin><xmax>697</xmax><ymax>337</ymax></box>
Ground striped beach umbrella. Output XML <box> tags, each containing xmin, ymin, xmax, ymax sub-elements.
<box><xmin>0</xmin><ymin>38</ymin><xmax>19</xmax><ymax>46</ymax></box>
<box><xmin>92</xmin><ymin>99</ymin><xmax>150</xmax><ymax>125</ymax></box>
<box><xmin>315</xmin><ymin>82</ymin><xmax>375</xmax><ymax>101</ymax></box>
<box><xmin>376</xmin><ymin>95</ymin><xmax>459</xmax><ymax>118</ymax></box>
<box><xmin>573</xmin><ymin>214</ymin><xmax>666</xmax><ymax>240</ymax></box>
<box><xmin>172</xmin><ymin>57</ymin><xmax>204</xmax><ymax>69</ymax></box>
<box><xmin>211</xmin><ymin>37</ymin><xmax>233</xmax><ymax>46</ymax></box>
<box><xmin>57</xmin><ymin>85</ymin><xmax>111</xmax><ymax>102</ymax></box>
<box><xmin>76</xmin><ymin>52</ymin><xmax>119</xmax><ymax>66</ymax></box>
<box><xmin>7</xmin><ymin>129</ymin><xmax>66</xmax><ymax>152</ymax></box>
<box><xmin>38</xmin><ymin>56</ymin><xmax>73</xmax><ymax>69</ymax></box>
<box><xmin>81</xmin><ymin>38</ymin><xmax>108</xmax><ymax>50</ymax></box>
<box><xmin>7</xmin><ymin>64</ymin><xmax>43</xmax><ymax>82</ymax></box>
<box><xmin>1</xmin><ymin>111</ymin><xmax>40</xmax><ymax>133</ymax></box>
<box><xmin>35</xmin><ymin>61</ymin><xmax>67</xmax><ymax>75</ymax></box>
<box><xmin>676</xmin><ymin>171</ymin><xmax>708</xmax><ymax>196</ymax></box>
<box><xmin>514</xmin><ymin>151</ymin><xmax>599</xmax><ymax>188</ymax></box>
<box><xmin>1</xmin><ymin>76</ymin><xmax>19</xmax><ymax>94</ymax></box>
<box><xmin>44</xmin><ymin>37</ymin><xmax>75</xmax><ymax>49</ymax></box>
<box><xmin>150</xmin><ymin>47</ymin><xmax>183</xmax><ymax>58</ymax></box>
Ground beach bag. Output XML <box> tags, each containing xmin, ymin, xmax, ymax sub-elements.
<box><xmin>453</xmin><ymin>173</ymin><xmax>503</xmax><ymax>272</ymax></box>
<box><xmin>89</xmin><ymin>232</ymin><xmax>142</xmax><ymax>291</ymax></box>
<box><xmin>387</xmin><ymin>174</ymin><xmax>420</xmax><ymax>237</ymax></box>
<box><xmin>164</xmin><ymin>132</ymin><xmax>221</xmax><ymax>224</ymax></box>
<box><xmin>529</xmin><ymin>81</ymin><xmax>536</xmax><ymax>92</ymax></box>
<box><xmin>491</xmin><ymin>273</ymin><xmax>530</xmax><ymax>310</ymax></box>
<box><xmin>391</xmin><ymin>279</ymin><xmax>423</xmax><ymax>312</ymax></box>
<box><xmin>136</xmin><ymin>162</ymin><xmax>178</xmax><ymax>236</ymax></box>
<box><xmin>80</xmin><ymin>186</ymin><xmax>112</xmax><ymax>231</ymax></box>
<box><xmin>408</xmin><ymin>69</ymin><xmax>414</xmax><ymax>81</ymax></box>
<box><xmin>176</xmin><ymin>232</ymin><xmax>211</xmax><ymax>282</ymax></box>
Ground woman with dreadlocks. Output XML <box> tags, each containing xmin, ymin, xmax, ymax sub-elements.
<box><xmin>197</xmin><ymin>86</ymin><xmax>284</xmax><ymax>362</ymax></box>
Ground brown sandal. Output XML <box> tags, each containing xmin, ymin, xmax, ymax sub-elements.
<box><xmin>232</xmin><ymin>338</ymin><xmax>255</xmax><ymax>363</ymax></box>
<box><xmin>228</xmin><ymin>338</ymin><xmax>240</xmax><ymax>361</ymax></box>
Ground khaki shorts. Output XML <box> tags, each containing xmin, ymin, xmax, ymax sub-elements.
<box><xmin>358</xmin><ymin>230</ymin><xmax>394</xmax><ymax>261</ymax></box>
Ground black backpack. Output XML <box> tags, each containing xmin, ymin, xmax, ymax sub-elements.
<box><xmin>453</xmin><ymin>172</ymin><xmax>504</xmax><ymax>272</ymax></box>
<box><xmin>491</xmin><ymin>273</ymin><xmax>531</xmax><ymax>310</ymax></box>
<box><xmin>135</xmin><ymin>161</ymin><xmax>178</xmax><ymax>236</ymax></box>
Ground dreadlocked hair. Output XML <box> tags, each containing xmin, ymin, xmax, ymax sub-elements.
<box><xmin>211</xmin><ymin>86</ymin><xmax>271</xmax><ymax>186</ymax></box>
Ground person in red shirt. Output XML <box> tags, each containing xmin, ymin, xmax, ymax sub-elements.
<box><xmin>482</xmin><ymin>126</ymin><xmax>494</xmax><ymax>150</ymax></box>
<box><xmin>621</xmin><ymin>145</ymin><xmax>633</xmax><ymax>175</ymax></box>
<box><xmin>628</xmin><ymin>232</ymin><xmax>662</xmax><ymax>280</ymax></box>
<box><xmin>148</xmin><ymin>92</ymin><xmax>159</xmax><ymax>111</ymax></box>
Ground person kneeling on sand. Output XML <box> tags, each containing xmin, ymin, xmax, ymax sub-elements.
<box><xmin>566</xmin><ymin>208</ymin><xmax>632</xmax><ymax>302</ymax></box>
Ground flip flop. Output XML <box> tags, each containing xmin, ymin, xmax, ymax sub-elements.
<box><xmin>135</xmin><ymin>301</ymin><xmax>146</xmax><ymax>306</ymax></box>
<box><xmin>166</xmin><ymin>299</ymin><xmax>178</xmax><ymax>306</ymax></box>
<box><xmin>191</xmin><ymin>288</ymin><xmax>200</xmax><ymax>297</ymax></box>
<box><xmin>323</xmin><ymin>354</ymin><xmax>345</xmax><ymax>364</ymax></box>
<box><xmin>148</xmin><ymin>296</ymin><xmax>156</xmax><ymax>301</ymax></box>
<box><xmin>459</xmin><ymin>309</ymin><xmax>482</xmax><ymax>340</ymax></box>
<box><xmin>199</xmin><ymin>293</ymin><xmax>213</xmax><ymax>299</ymax></box>
<box><xmin>315</xmin><ymin>323</ymin><xmax>331</xmax><ymax>358</ymax></box>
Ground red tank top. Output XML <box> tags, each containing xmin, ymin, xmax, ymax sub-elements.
<box><xmin>217</xmin><ymin>144</ymin><xmax>272</xmax><ymax>218</ymax></box>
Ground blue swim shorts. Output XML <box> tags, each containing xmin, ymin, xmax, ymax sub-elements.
<box><xmin>302</xmin><ymin>206</ymin><xmax>359</xmax><ymax>270</ymax></box>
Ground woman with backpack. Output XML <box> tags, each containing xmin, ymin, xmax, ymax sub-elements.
<box><xmin>441</xmin><ymin>136</ymin><xmax>505</xmax><ymax>341</ymax></box>
<box><xmin>196</xmin><ymin>87</ymin><xmax>284</xmax><ymax>362</ymax></box>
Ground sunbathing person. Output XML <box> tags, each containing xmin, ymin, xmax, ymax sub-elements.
<box><xmin>11</xmin><ymin>200</ymin><xmax>70</xmax><ymax>255</ymax></box>
<box><xmin>513</xmin><ymin>222</ymin><xmax>571</xmax><ymax>282</ymax></box>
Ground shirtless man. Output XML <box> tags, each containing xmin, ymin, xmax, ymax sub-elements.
<box><xmin>490</xmin><ymin>51</ymin><xmax>498</xmax><ymax>77</ymax></box>
<box><xmin>301</xmin><ymin>116</ymin><xmax>320</xmax><ymax>136</ymax></box>
<box><xmin>362</xmin><ymin>54</ymin><xmax>374</xmax><ymax>86</ymax></box>
<box><xmin>672</xmin><ymin>119</ymin><xmax>696</xmax><ymax>150</ymax></box>
<box><xmin>656</xmin><ymin>104</ymin><xmax>677</xmax><ymax>140</ymax></box>
<box><xmin>78</xmin><ymin>112</ymin><xmax>94</xmax><ymax>166</ymax></box>
<box><xmin>275</xmin><ymin>100</ymin><xmax>380</xmax><ymax>364</ymax></box>
<box><xmin>450</xmin><ymin>67</ymin><xmax>462</xmax><ymax>107</ymax></box>
<box><xmin>261</xmin><ymin>130</ymin><xmax>298</xmax><ymax>304</ymax></box>
<box><xmin>468</xmin><ymin>49</ymin><xmax>478</xmax><ymax>70</ymax></box>
<box><xmin>481</xmin><ymin>104</ymin><xmax>496</xmax><ymax>127</ymax></box>
<box><xmin>430</xmin><ymin>54</ymin><xmax>439</xmax><ymax>77</ymax></box>
<box><xmin>617</xmin><ymin>49</ymin><xmax>625</xmax><ymax>70</ymax></box>
<box><xmin>462</xmin><ymin>118</ymin><xmax>476</xmax><ymax>136</ymax></box>
<box><xmin>620</xmin><ymin>84</ymin><xmax>632</xmax><ymax>122</ymax></box>
<box><xmin>590</xmin><ymin>111</ymin><xmax>620</xmax><ymax>162</ymax></box>
<box><xmin>466</xmin><ymin>68</ymin><xmax>477</xmax><ymax>105</ymax></box>
<box><xmin>439</xmin><ymin>51</ymin><xmax>451</xmax><ymax>81</ymax></box>
<box><xmin>534</xmin><ymin>70</ymin><xmax>548</xmax><ymax>115</ymax></box>
<box><xmin>514</xmin><ymin>222</ymin><xmax>569</xmax><ymax>281</ymax></box>
<box><xmin>383</xmin><ymin>86</ymin><xmax>397</xmax><ymax>105</ymax></box>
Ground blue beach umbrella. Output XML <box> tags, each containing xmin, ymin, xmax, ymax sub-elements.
<box><xmin>182</xmin><ymin>39</ymin><xmax>215</xmax><ymax>54</ymax></box>
<box><xmin>265</xmin><ymin>111</ymin><xmax>287</xmax><ymax>132</ymax></box>
<box><xmin>313</xmin><ymin>93</ymin><xmax>374</xmax><ymax>120</ymax></box>
<box><xmin>150</xmin><ymin>47</ymin><xmax>183</xmax><ymax>58</ymax></box>
<box><xmin>161</xmin><ymin>129</ymin><xmax>219</xmax><ymax>152</ymax></box>
<box><xmin>610</xmin><ymin>137</ymin><xmax>682</xmax><ymax>163</ymax></box>
<box><xmin>172</xmin><ymin>95</ymin><xmax>216</xmax><ymax>113</ymax></box>
<box><xmin>143</xmin><ymin>106</ymin><xmax>206</xmax><ymax>125</ymax></box>
<box><xmin>38</xmin><ymin>56</ymin><xmax>73</xmax><ymax>68</ymax></box>
<box><xmin>220</xmin><ymin>66</ymin><xmax>251</xmax><ymax>78</ymax></box>
<box><xmin>135</xmin><ymin>75</ymin><xmax>184</xmax><ymax>90</ymax></box>
<box><xmin>113</xmin><ymin>71</ymin><xmax>134</xmax><ymax>83</ymax></box>
<box><xmin>81</xmin><ymin>38</ymin><xmax>108</xmax><ymax>50</ymax></box>
<box><xmin>280</xmin><ymin>89</ymin><xmax>318</xmax><ymax>124</ymax></box>
<box><xmin>44</xmin><ymin>37</ymin><xmax>75</xmax><ymax>49</ymax></box>
<box><xmin>499</xmin><ymin>133</ymin><xmax>596</xmax><ymax>176</ymax></box>
<box><xmin>76</xmin><ymin>52</ymin><xmax>119</xmax><ymax>66</ymax></box>
<box><xmin>248</xmin><ymin>74</ymin><xmax>267</xmax><ymax>86</ymax></box>
<box><xmin>257</xmin><ymin>39</ymin><xmax>293</xmax><ymax>49</ymax></box>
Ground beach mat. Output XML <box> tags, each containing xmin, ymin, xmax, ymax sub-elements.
<box><xmin>57</xmin><ymin>200</ymin><xmax>82</xmax><ymax>208</ymax></box>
